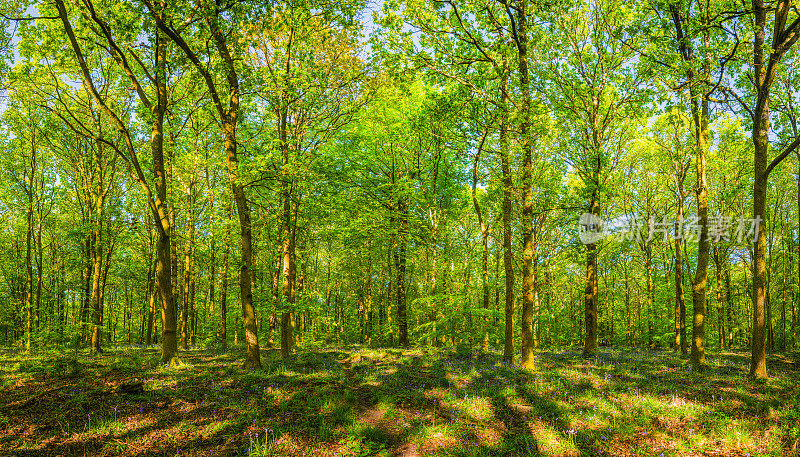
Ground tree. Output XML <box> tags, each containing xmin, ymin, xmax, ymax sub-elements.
<box><xmin>46</xmin><ymin>0</ymin><xmax>180</xmax><ymax>362</ymax></box>
<box><xmin>747</xmin><ymin>0</ymin><xmax>800</xmax><ymax>379</ymax></box>
<box><xmin>547</xmin><ymin>0</ymin><xmax>644</xmax><ymax>357</ymax></box>
<box><xmin>146</xmin><ymin>0</ymin><xmax>264</xmax><ymax>368</ymax></box>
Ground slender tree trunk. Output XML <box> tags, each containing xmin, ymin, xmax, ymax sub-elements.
<box><xmin>752</xmin><ymin>136</ymin><xmax>769</xmax><ymax>377</ymax></box>
<box><xmin>514</xmin><ymin>0</ymin><xmax>535</xmax><ymax>370</ymax></box>
<box><xmin>745</xmin><ymin>0</ymin><xmax>800</xmax><ymax>378</ymax></box>
<box><xmin>624</xmin><ymin>263</ymin><xmax>632</xmax><ymax>345</ymax></box>
<box><xmin>500</xmin><ymin>64</ymin><xmax>514</xmax><ymax>364</ymax></box>
<box><xmin>645</xmin><ymin>242</ymin><xmax>654</xmax><ymax>349</ymax></box>
<box><xmin>220</xmin><ymin>232</ymin><xmax>229</xmax><ymax>350</ymax></box>
<box><xmin>365</xmin><ymin>244</ymin><xmax>373</xmax><ymax>346</ymax></box>
<box><xmin>714</xmin><ymin>246</ymin><xmax>726</xmax><ymax>349</ymax></box>
<box><xmin>471</xmin><ymin>129</ymin><xmax>491</xmax><ymax>352</ymax></box>
<box><xmin>689</xmin><ymin>87</ymin><xmax>710</xmax><ymax>368</ymax></box>
<box><xmin>749</xmin><ymin>0</ymin><xmax>776</xmax><ymax>377</ymax></box>
<box><xmin>385</xmin><ymin>238</ymin><xmax>394</xmax><ymax>346</ymax></box>
<box><xmin>90</xmin><ymin>195</ymin><xmax>105</xmax><ymax>353</ymax></box>
<box><xmin>797</xmin><ymin>153</ymin><xmax>800</xmax><ymax>349</ymax></box>
<box><xmin>147</xmin><ymin>26</ymin><xmax>177</xmax><ymax>364</ymax></box>
<box><xmin>396</xmin><ymin>196</ymin><xmax>410</xmax><ymax>348</ymax></box>
<box><xmin>180</xmin><ymin>195</ymin><xmax>193</xmax><ymax>350</ymax></box>
<box><xmin>81</xmin><ymin>236</ymin><xmax>92</xmax><ymax>346</ymax></box>
<box><xmin>25</xmin><ymin>162</ymin><xmax>34</xmax><ymax>351</ymax></box>
<box><xmin>269</xmin><ymin>242</ymin><xmax>282</xmax><ymax>348</ymax></box>
<box><xmin>767</xmin><ymin>213</ymin><xmax>775</xmax><ymax>353</ymax></box>
<box><xmin>676</xmin><ymin>210</ymin><xmax>688</xmax><ymax>354</ymax></box>
<box><xmin>34</xmin><ymin>208</ymin><xmax>43</xmax><ymax>337</ymax></box>
<box><xmin>146</xmin><ymin>247</ymin><xmax>156</xmax><ymax>345</ymax></box>
<box><xmin>583</xmin><ymin>198</ymin><xmax>600</xmax><ymax>357</ymax></box>
<box><xmin>429</xmin><ymin>220</ymin><xmax>439</xmax><ymax>347</ymax></box>
<box><xmin>225</xmin><ymin>123</ymin><xmax>260</xmax><ymax>368</ymax></box>
<box><xmin>206</xmin><ymin>176</ymin><xmax>216</xmax><ymax>348</ymax></box>
<box><xmin>781</xmin><ymin>236</ymin><xmax>787</xmax><ymax>351</ymax></box>
<box><xmin>280</xmin><ymin>174</ymin><xmax>296</xmax><ymax>360</ymax></box>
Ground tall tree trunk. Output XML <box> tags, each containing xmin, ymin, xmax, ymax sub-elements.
<box><xmin>512</xmin><ymin>0</ymin><xmax>535</xmax><ymax>370</ymax></box>
<box><xmin>797</xmin><ymin>152</ymin><xmax>800</xmax><ymax>349</ymax></box>
<box><xmin>396</xmin><ymin>196</ymin><xmax>410</xmax><ymax>348</ymax></box>
<box><xmin>220</xmin><ymin>230</ymin><xmax>229</xmax><ymax>350</ymax></box>
<box><xmin>582</xmin><ymin>79</ymin><xmax>604</xmax><ymax>358</ymax></box>
<box><xmin>669</xmin><ymin>0</ymin><xmax>710</xmax><ymax>368</ymax></box>
<box><xmin>280</xmin><ymin>159</ymin><xmax>296</xmax><ymax>360</ymax></box>
<box><xmin>471</xmin><ymin>126</ymin><xmax>491</xmax><ymax>352</ymax></box>
<box><xmin>365</xmin><ymin>244</ymin><xmax>373</xmax><ymax>346</ymax></box>
<box><xmin>646</xmin><ymin>242</ymin><xmax>654</xmax><ymax>349</ymax></box>
<box><xmin>153</xmin><ymin>1</ymin><xmax>259</xmax><ymax>366</ymax></box>
<box><xmin>147</xmin><ymin>23</ymin><xmax>177</xmax><ymax>364</ymax></box>
<box><xmin>24</xmin><ymin>145</ymin><xmax>34</xmax><ymax>351</ymax></box>
<box><xmin>752</xmin><ymin>133</ymin><xmax>769</xmax><ymax>377</ymax></box>
<box><xmin>180</xmin><ymin>207</ymin><xmax>191</xmax><ymax>350</ymax></box>
<box><xmin>767</xmin><ymin>209</ymin><xmax>775</xmax><ymax>352</ymax></box>
<box><xmin>203</xmin><ymin>19</ymin><xmax>262</xmax><ymax>368</ymax></box>
<box><xmin>81</xmin><ymin>236</ymin><xmax>92</xmax><ymax>345</ymax></box>
<box><xmin>675</xmin><ymin>209</ymin><xmax>688</xmax><ymax>354</ymax></box>
<box><xmin>689</xmin><ymin>83</ymin><xmax>710</xmax><ymax>368</ymax></box>
<box><xmin>146</xmin><ymin>252</ymin><xmax>156</xmax><ymax>345</ymax></box>
<box><xmin>583</xmin><ymin>197</ymin><xmax>600</xmax><ymax>357</ymax></box>
<box><xmin>429</xmin><ymin>218</ymin><xmax>439</xmax><ymax>347</ymax></box>
<box><xmin>206</xmin><ymin>171</ymin><xmax>216</xmax><ymax>349</ymax></box>
<box><xmin>748</xmin><ymin>0</ymin><xmax>800</xmax><ymax>378</ymax></box>
<box><xmin>89</xmin><ymin>167</ymin><xmax>106</xmax><ymax>353</ymax></box>
<box><xmin>269</xmin><ymin>240</ymin><xmax>282</xmax><ymax>348</ymax></box>
<box><xmin>624</xmin><ymin>262</ymin><xmax>632</xmax><ymax>344</ymax></box>
<box><xmin>713</xmin><ymin>246</ymin><xmax>726</xmax><ymax>349</ymax></box>
<box><xmin>386</xmin><ymin>239</ymin><xmax>394</xmax><ymax>346</ymax></box>
<box><xmin>500</xmin><ymin>62</ymin><xmax>514</xmax><ymax>364</ymax></box>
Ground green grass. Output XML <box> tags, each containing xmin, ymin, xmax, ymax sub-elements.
<box><xmin>0</xmin><ymin>346</ymin><xmax>797</xmax><ymax>456</ymax></box>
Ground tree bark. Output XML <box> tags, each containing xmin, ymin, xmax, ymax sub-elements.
<box><xmin>713</xmin><ymin>246</ymin><xmax>726</xmax><ymax>349</ymax></box>
<box><xmin>220</xmin><ymin>229</ymin><xmax>229</xmax><ymax>350</ymax></box>
<box><xmin>512</xmin><ymin>0</ymin><xmax>536</xmax><ymax>370</ymax></box>
<box><xmin>500</xmin><ymin>61</ymin><xmax>514</xmax><ymax>364</ymax></box>
<box><xmin>396</xmin><ymin>195</ymin><xmax>410</xmax><ymax>348</ymax></box>
<box><xmin>583</xmin><ymin>198</ymin><xmax>600</xmax><ymax>357</ymax></box>
<box><xmin>55</xmin><ymin>0</ymin><xmax>179</xmax><ymax>362</ymax></box>
<box><xmin>748</xmin><ymin>0</ymin><xmax>800</xmax><ymax>378</ymax></box>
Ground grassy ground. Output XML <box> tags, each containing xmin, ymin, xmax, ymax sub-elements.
<box><xmin>0</xmin><ymin>345</ymin><xmax>798</xmax><ymax>456</ymax></box>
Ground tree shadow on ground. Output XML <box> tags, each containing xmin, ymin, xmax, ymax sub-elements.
<box><xmin>1</xmin><ymin>347</ymin><xmax>798</xmax><ymax>456</ymax></box>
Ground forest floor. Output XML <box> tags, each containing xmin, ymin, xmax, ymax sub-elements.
<box><xmin>0</xmin><ymin>346</ymin><xmax>798</xmax><ymax>457</ymax></box>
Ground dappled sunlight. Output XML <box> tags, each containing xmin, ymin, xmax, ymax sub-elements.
<box><xmin>0</xmin><ymin>347</ymin><xmax>798</xmax><ymax>455</ymax></box>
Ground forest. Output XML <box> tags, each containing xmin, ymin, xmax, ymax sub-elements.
<box><xmin>0</xmin><ymin>0</ymin><xmax>800</xmax><ymax>455</ymax></box>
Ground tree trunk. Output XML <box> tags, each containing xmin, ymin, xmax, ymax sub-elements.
<box><xmin>515</xmin><ymin>0</ymin><xmax>535</xmax><ymax>370</ymax></box>
<box><xmin>220</xmin><ymin>233</ymin><xmax>229</xmax><ymax>350</ymax></box>
<box><xmin>228</xmin><ymin>121</ymin><xmax>261</xmax><ymax>368</ymax></box>
<box><xmin>747</xmin><ymin>0</ymin><xmax>800</xmax><ymax>378</ymax></box>
<box><xmin>470</xmin><ymin>126</ymin><xmax>491</xmax><ymax>352</ymax></box>
<box><xmin>645</xmin><ymin>242</ymin><xmax>654</xmax><ymax>349</ymax></box>
<box><xmin>396</xmin><ymin>196</ymin><xmax>410</xmax><ymax>348</ymax></box>
<box><xmin>583</xmin><ymin>199</ymin><xmax>600</xmax><ymax>357</ymax></box>
<box><xmin>146</xmin><ymin>253</ymin><xmax>156</xmax><ymax>346</ymax></box>
<box><xmin>689</xmin><ymin>87</ymin><xmax>710</xmax><ymax>369</ymax></box>
<box><xmin>500</xmin><ymin>63</ymin><xmax>514</xmax><ymax>364</ymax></box>
<box><xmin>676</xmin><ymin>215</ymin><xmax>687</xmax><ymax>354</ymax></box>
<box><xmin>25</xmin><ymin>152</ymin><xmax>34</xmax><ymax>351</ymax></box>
<box><xmin>365</xmin><ymin>245</ymin><xmax>373</xmax><ymax>346</ymax></box>
<box><xmin>280</xmin><ymin>159</ymin><xmax>296</xmax><ymax>361</ymax></box>
<box><xmin>713</xmin><ymin>246</ymin><xmax>726</xmax><ymax>349</ymax></box>
<box><xmin>624</xmin><ymin>262</ymin><xmax>632</xmax><ymax>344</ymax></box>
<box><xmin>752</xmin><ymin>130</ymin><xmax>768</xmax><ymax>377</ymax></box>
